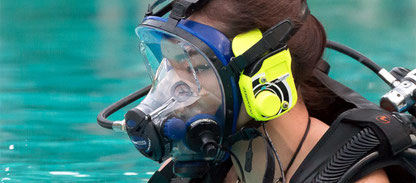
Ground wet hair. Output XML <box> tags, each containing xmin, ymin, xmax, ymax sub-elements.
<box><xmin>194</xmin><ymin>0</ymin><xmax>335</xmax><ymax>119</ymax></box>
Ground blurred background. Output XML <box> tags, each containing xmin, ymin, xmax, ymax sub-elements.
<box><xmin>0</xmin><ymin>0</ymin><xmax>415</xmax><ymax>182</ymax></box>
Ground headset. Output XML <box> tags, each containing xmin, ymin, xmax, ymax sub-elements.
<box><xmin>232</xmin><ymin>26</ymin><xmax>298</xmax><ymax>121</ymax></box>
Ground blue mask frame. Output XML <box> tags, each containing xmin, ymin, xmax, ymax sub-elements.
<box><xmin>133</xmin><ymin>16</ymin><xmax>242</xmax><ymax>162</ymax></box>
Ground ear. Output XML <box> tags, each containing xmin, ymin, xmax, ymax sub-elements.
<box><xmin>232</xmin><ymin>28</ymin><xmax>298</xmax><ymax>121</ymax></box>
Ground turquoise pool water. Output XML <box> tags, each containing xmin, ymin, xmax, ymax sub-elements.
<box><xmin>0</xmin><ymin>1</ymin><xmax>415</xmax><ymax>182</ymax></box>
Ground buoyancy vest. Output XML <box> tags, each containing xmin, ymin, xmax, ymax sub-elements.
<box><xmin>290</xmin><ymin>62</ymin><xmax>416</xmax><ymax>183</ymax></box>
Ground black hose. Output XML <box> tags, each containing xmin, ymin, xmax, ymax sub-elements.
<box><xmin>337</xmin><ymin>152</ymin><xmax>379</xmax><ymax>183</ymax></box>
<box><xmin>404</xmin><ymin>148</ymin><xmax>416</xmax><ymax>157</ymax></box>
<box><xmin>97</xmin><ymin>85</ymin><xmax>151</xmax><ymax>129</ymax></box>
<box><xmin>338</xmin><ymin>147</ymin><xmax>416</xmax><ymax>182</ymax></box>
<box><xmin>326</xmin><ymin>40</ymin><xmax>383</xmax><ymax>73</ymax></box>
<box><xmin>314</xmin><ymin>128</ymin><xmax>380</xmax><ymax>183</ymax></box>
<box><xmin>221</xmin><ymin>146</ymin><xmax>246</xmax><ymax>183</ymax></box>
<box><xmin>262</xmin><ymin>123</ymin><xmax>286</xmax><ymax>183</ymax></box>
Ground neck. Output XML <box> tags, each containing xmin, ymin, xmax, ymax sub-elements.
<box><xmin>229</xmin><ymin>97</ymin><xmax>319</xmax><ymax>183</ymax></box>
<box><xmin>264</xmin><ymin>98</ymin><xmax>310</xmax><ymax>156</ymax></box>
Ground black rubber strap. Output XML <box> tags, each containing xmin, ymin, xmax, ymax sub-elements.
<box><xmin>166</xmin><ymin>0</ymin><xmax>211</xmax><ymax>30</ymax></box>
<box><xmin>146</xmin><ymin>0</ymin><xmax>168</xmax><ymax>16</ymax></box>
<box><xmin>343</xmin><ymin>109</ymin><xmax>414</xmax><ymax>156</ymax></box>
<box><xmin>228</xmin><ymin>21</ymin><xmax>293</xmax><ymax>74</ymax></box>
<box><xmin>294</xmin><ymin>0</ymin><xmax>310</xmax><ymax>32</ymax></box>
<box><xmin>227</xmin><ymin>1</ymin><xmax>310</xmax><ymax>75</ymax></box>
<box><xmin>263</xmin><ymin>138</ymin><xmax>276</xmax><ymax>183</ymax></box>
<box><xmin>151</xmin><ymin>1</ymin><xmax>174</xmax><ymax>17</ymax></box>
<box><xmin>285</xmin><ymin>117</ymin><xmax>311</xmax><ymax>174</ymax></box>
<box><xmin>244</xmin><ymin>139</ymin><xmax>254</xmax><ymax>172</ymax></box>
<box><xmin>168</xmin><ymin>0</ymin><xmax>210</xmax><ymax>20</ymax></box>
<box><xmin>148</xmin><ymin>160</ymin><xmax>175</xmax><ymax>183</ymax></box>
<box><xmin>301</xmin><ymin>1</ymin><xmax>310</xmax><ymax>21</ymax></box>
<box><xmin>225</xmin><ymin>128</ymin><xmax>263</xmax><ymax>147</ymax></box>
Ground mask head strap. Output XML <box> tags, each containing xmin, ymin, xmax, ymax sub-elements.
<box><xmin>146</xmin><ymin>0</ymin><xmax>174</xmax><ymax>17</ymax></box>
<box><xmin>227</xmin><ymin>20</ymin><xmax>294</xmax><ymax>75</ymax></box>
<box><xmin>170</xmin><ymin>0</ymin><xmax>210</xmax><ymax>20</ymax></box>
<box><xmin>146</xmin><ymin>0</ymin><xmax>211</xmax><ymax>29</ymax></box>
<box><xmin>146</xmin><ymin>0</ymin><xmax>169</xmax><ymax>16</ymax></box>
<box><xmin>292</xmin><ymin>0</ymin><xmax>311</xmax><ymax>34</ymax></box>
<box><xmin>300</xmin><ymin>0</ymin><xmax>311</xmax><ymax>22</ymax></box>
<box><xmin>167</xmin><ymin>0</ymin><xmax>210</xmax><ymax>29</ymax></box>
<box><xmin>227</xmin><ymin>0</ymin><xmax>310</xmax><ymax>76</ymax></box>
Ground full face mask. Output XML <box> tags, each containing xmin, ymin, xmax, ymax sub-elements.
<box><xmin>97</xmin><ymin>0</ymin><xmax>309</xmax><ymax>179</ymax></box>
<box><xmin>128</xmin><ymin>26</ymin><xmax>227</xmax><ymax>165</ymax></box>
<box><xmin>125</xmin><ymin>15</ymin><xmax>240</xmax><ymax>178</ymax></box>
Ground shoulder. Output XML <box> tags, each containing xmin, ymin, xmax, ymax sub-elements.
<box><xmin>355</xmin><ymin>169</ymin><xmax>389</xmax><ymax>183</ymax></box>
<box><xmin>289</xmin><ymin>117</ymin><xmax>389</xmax><ymax>183</ymax></box>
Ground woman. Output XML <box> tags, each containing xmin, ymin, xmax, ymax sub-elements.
<box><xmin>181</xmin><ymin>0</ymin><xmax>391</xmax><ymax>182</ymax></box>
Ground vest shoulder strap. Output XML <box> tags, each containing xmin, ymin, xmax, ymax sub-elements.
<box><xmin>290</xmin><ymin>108</ymin><xmax>416</xmax><ymax>183</ymax></box>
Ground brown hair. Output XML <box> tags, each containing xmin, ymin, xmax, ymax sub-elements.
<box><xmin>194</xmin><ymin>0</ymin><xmax>333</xmax><ymax>118</ymax></box>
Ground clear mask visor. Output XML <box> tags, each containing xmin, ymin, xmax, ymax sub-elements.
<box><xmin>135</xmin><ymin>27</ymin><xmax>226</xmax><ymax>155</ymax></box>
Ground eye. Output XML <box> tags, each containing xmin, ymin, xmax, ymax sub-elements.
<box><xmin>194</xmin><ymin>64</ymin><xmax>210</xmax><ymax>74</ymax></box>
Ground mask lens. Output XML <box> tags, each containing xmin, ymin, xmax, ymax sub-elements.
<box><xmin>139</xmin><ymin>42</ymin><xmax>160</xmax><ymax>81</ymax></box>
<box><xmin>135</xmin><ymin>26</ymin><xmax>226</xmax><ymax>161</ymax></box>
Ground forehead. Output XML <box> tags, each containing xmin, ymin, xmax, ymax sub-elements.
<box><xmin>137</xmin><ymin>17</ymin><xmax>233</xmax><ymax>66</ymax></box>
<box><xmin>160</xmin><ymin>37</ymin><xmax>209</xmax><ymax>66</ymax></box>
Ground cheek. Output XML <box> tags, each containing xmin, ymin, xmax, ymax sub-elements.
<box><xmin>175</xmin><ymin>70</ymin><xmax>191</xmax><ymax>81</ymax></box>
<box><xmin>199</xmin><ymin>74</ymin><xmax>222</xmax><ymax>97</ymax></box>
<box><xmin>236</xmin><ymin>104</ymin><xmax>251</xmax><ymax>129</ymax></box>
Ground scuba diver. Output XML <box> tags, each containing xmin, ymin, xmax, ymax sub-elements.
<box><xmin>97</xmin><ymin>0</ymin><xmax>416</xmax><ymax>182</ymax></box>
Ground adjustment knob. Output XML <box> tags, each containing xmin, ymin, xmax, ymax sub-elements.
<box><xmin>255</xmin><ymin>90</ymin><xmax>281</xmax><ymax>117</ymax></box>
<box><xmin>185</xmin><ymin>115</ymin><xmax>220</xmax><ymax>156</ymax></box>
<box><xmin>200</xmin><ymin>131</ymin><xmax>219</xmax><ymax>157</ymax></box>
<box><xmin>203</xmin><ymin>144</ymin><xmax>218</xmax><ymax>157</ymax></box>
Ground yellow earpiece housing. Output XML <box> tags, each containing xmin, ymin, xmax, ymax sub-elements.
<box><xmin>232</xmin><ymin>29</ymin><xmax>298</xmax><ymax>121</ymax></box>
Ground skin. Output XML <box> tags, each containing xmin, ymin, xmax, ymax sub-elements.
<box><xmin>227</xmin><ymin>96</ymin><xmax>389</xmax><ymax>183</ymax></box>
<box><xmin>158</xmin><ymin>38</ymin><xmax>223</xmax><ymax>119</ymax></box>
<box><xmin>186</xmin><ymin>14</ymin><xmax>391</xmax><ymax>183</ymax></box>
<box><xmin>159</xmin><ymin>97</ymin><xmax>390</xmax><ymax>182</ymax></box>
